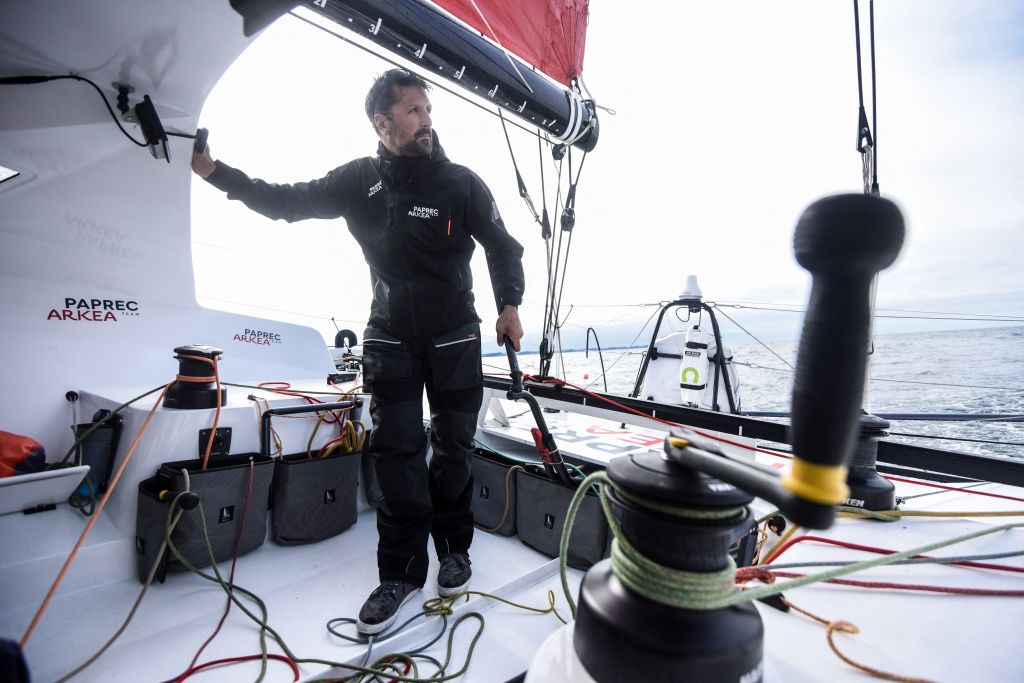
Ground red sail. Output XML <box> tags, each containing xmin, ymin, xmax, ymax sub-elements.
<box><xmin>433</xmin><ymin>0</ymin><xmax>588</xmax><ymax>87</ymax></box>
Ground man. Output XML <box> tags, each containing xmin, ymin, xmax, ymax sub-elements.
<box><xmin>191</xmin><ymin>69</ymin><xmax>525</xmax><ymax>634</ymax></box>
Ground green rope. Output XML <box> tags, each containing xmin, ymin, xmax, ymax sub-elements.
<box><xmin>731</xmin><ymin>520</ymin><xmax>1024</xmax><ymax>607</ymax></box>
<box><xmin>58</xmin><ymin>383</ymin><xmax>169</xmax><ymax>464</ymax></box>
<box><xmin>559</xmin><ymin>472</ymin><xmax>744</xmax><ymax>616</ymax></box>
<box><xmin>559</xmin><ymin>471</ymin><xmax>1024</xmax><ymax>617</ymax></box>
<box><xmin>163</xmin><ymin>488</ymin><xmax>560</xmax><ymax>682</ymax></box>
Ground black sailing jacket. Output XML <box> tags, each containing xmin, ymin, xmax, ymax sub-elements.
<box><xmin>205</xmin><ymin>132</ymin><xmax>525</xmax><ymax>339</ymax></box>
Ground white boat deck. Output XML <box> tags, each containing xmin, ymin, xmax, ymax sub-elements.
<box><xmin>1</xmin><ymin>398</ymin><xmax>1022</xmax><ymax>682</ymax></box>
<box><xmin>1</xmin><ymin>502</ymin><xmax>584</xmax><ymax>682</ymax></box>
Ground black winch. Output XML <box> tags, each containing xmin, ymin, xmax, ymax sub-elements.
<box><xmin>162</xmin><ymin>345</ymin><xmax>227</xmax><ymax>410</ymax></box>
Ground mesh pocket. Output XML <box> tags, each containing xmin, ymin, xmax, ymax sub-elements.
<box><xmin>470</xmin><ymin>452</ymin><xmax>519</xmax><ymax>536</ymax></box>
<box><xmin>271</xmin><ymin>451</ymin><xmax>360</xmax><ymax>545</ymax></box>
<box><xmin>515</xmin><ymin>470</ymin><xmax>609</xmax><ymax>570</ymax></box>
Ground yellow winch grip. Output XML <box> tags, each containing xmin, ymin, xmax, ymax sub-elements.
<box><xmin>781</xmin><ymin>458</ymin><xmax>849</xmax><ymax>505</ymax></box>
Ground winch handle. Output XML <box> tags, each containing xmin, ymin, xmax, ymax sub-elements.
<box><xmin>503</xmin><ymin>336</ymin><xmax>524</xmax><ymax>394</ymax></box>
<box><xmin>784</xmin><ymin>194</ymin><xmax>904</xmax><ymax>528</ymax></box>
<box><xmin>502</xmin><ymin>337</ymin><xmax>575</xmax><ymax>486</ymax></box>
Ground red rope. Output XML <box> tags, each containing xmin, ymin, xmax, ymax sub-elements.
<box><xmin>382</xmin><ymin>655</ymin><xmax>413</xmax><ymax>683</ymax></box>
<box><xmin>884</xmin><ymin>475</ymin><xmax>1024</xmax><ymax>504</ymax></box>
<box><xmin>530</xmin><ymin>427</ymin><xmax>553</xmax><ymax>464</ymax></box>
<box><xmin>173</xmin><ymin>654</ymin><xmax>299</xmax><ymax>682</ymax></box>
<box><xmin>764</xmin><ymin>569</ymin><xmax>1024</xmax><ymax>597</ymax></box>
<box><xmin>763</xmin><ymin>534</ymin><xmax>1024</xmax><ymax>574</ymax></box>
<box><xmin>173</xmin><ymin>460</ymin><xmax>257</xmax><ymax>681</ymax></box>
<box><xmin>257</xmin><ymin>381</ymin><xmax>345</xmax><ymax>424</ymax></box>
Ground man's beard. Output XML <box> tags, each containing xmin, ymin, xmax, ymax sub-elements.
<box><xmin>396</xmin><ymin>128</ymin><xmax>432</xmax><ymax>157</ymax></box>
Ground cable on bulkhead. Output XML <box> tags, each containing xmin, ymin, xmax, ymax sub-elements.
<box><xmin>0</xmin><ymin>74</ymin><xmax>148</xmax><ymax>147</ymax></box>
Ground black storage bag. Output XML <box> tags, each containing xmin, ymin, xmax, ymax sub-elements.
<box><xmin>134</xmin><ymin>453</ymin><xmax>274</xmax><ymax>583</ymax></box>
<box><xmin>470</xmin><ymin>450</ymin><xmax>518</xmax><ymax>536</ymax></box>
<box><xmin>515</xmin><ymin>469</ymin><xmax>609</xmax><ymax>570</ymax></box>
<box><xmin>271</xmin><ymin>451</ymin><xmax>360</xmax><ymax>545</ymax></box>
<box><xmin>71</xmin><ymin>411</ymin><xmax>123</xmax><ymax>494</ymax></box>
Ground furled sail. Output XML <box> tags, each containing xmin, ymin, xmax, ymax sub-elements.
<box><xmin>308</xmin><ymin>0</ymin><xmax>598</xmax><ymax>151</ymax></box>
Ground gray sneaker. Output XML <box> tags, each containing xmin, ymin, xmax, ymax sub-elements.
<box><xmin>437</xmin><ymin>553</ymin><xmax>472</xmax><ymax>597</ymax></box>
<box><xmin>356</xmin><ymin>581</ymin><xmax>420</xmax><ymax>635</ymax></box>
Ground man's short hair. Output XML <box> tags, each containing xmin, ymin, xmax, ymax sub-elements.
<box><xmin>365</xmin><ymin>68</ymin><xmax>431</xmax><ymax>125</ymax></box>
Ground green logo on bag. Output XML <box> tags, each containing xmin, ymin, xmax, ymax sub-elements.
<box><xmin>681</xmin><ymin>367</ymin><xmax>701</xmax><ymax>384</ymax></box>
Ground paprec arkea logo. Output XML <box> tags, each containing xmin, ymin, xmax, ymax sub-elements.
<box><xmin>233</xmin><ymin>328</ymin><xmax>283</xmax><ymax>347</ymax></box>
<box><xmin>47</xmin><ymin>297</ymin><xmax>140</xmax><ymax>322</ymax></box>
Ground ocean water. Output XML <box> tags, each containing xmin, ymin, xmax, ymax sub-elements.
<box><xmin>483</xmin><ymin>326</ymin><xmax>1024</xmax><ymax>459</ymax></box>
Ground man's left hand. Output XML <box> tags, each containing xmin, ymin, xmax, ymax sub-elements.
<box><xmin>495</xmin><ymin>305</ymin><xmax>523</xmax><ymax>351</ymax></box>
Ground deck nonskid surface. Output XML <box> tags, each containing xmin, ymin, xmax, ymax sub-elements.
<box><xmin>5</xmin><ymin>507</ymin><xmax>582</xmax><ymax>682</ymax></box>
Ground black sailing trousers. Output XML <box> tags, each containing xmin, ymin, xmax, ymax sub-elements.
<box><xmin>361</xmin><ymin>321</ymin><xmax>483</xmax><ymax>586</ymax></box>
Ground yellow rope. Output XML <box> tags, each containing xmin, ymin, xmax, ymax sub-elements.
<box><xmin>423</xmin><ymin>589</ymin><xmax>567</xmax><ymax>625</ymax></box>
<box><xmin>252</xmin><ymin>397</ymin><xmax>284</xmax><ymax>457</ymax></box>
<box><xmin>839</xmin><ymin>508</ymin><xmax>1024</xmax><ymax>520</ymax></box>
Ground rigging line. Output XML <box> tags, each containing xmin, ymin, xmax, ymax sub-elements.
<box><xmin>577</xmin><ymin>74</ymin><xmax>616</xmax><ymax>115</ymax></box>
<box><xmin>869</xmin><ymin>0</ymin><xmax>879</xmax><ymax>191</ymax></box>
<box><xmin>886</xmin><ymin>431</ymin><xmax>1024</xmax><ymax>448</ymax></box>
<box><xmin>710</xmin><ymin>304</ymin><xmax>795</xmax><ymax>370</ymax></box>
<box><xmin>716</xmin><ymin>301</ymin><xmax>1024</xmax><ymax>320</ymax></box>
<box><xmin>549</xmin><ymin>150</ymin><xmax>580</xmax><ymax>334</ymax></box>
<box><xmin>715</xmin><ymin>303</ymin><xmax>1024</xmax><ymax>323</ymax></box>
<box><xmin>287</xmin><ymin>10</ymin><xmax>548</xmax><ymax>144</ymax></box>
<box><xmin>559</xmin><ymin>302</ymin><xmax>661</xmax><ymax>308</ymax></box>
<box><xmin>900</xmin><ymin>482</ymin><xmax>989</xmax><ymax>501</ymax></box>
<box><xmin>464</xmin><ymin>0</ymin><xmax>534</xmax><ymax>94</ymax></box>
<box><xmin>552</xmin><ymin>232</ymin><xmax>577</xmax><ymax>330</ymax></box>
<box><xmin>538</xmin><ymin>134</ymin><xmax>551</xmax><ymax>239</ymax></box>
<box><xmin>732</xmin><ymin>360</ymin><xmax>1024</xmax><ymax>392</ymax></box>
<box><xmin>851</xmin><ymin>1</ymin><xmax>874</xmax><ymax>155</ymax></box>
<box><xmin>604</xmin><ymin>305</ymin><xmax>669</xmax><ymax>391</ymax></box>
<box><xmin>871</xmin><ymin>313</ymin><xmax>1024</xmax><ymax>322</ymax></box>
<box><xmin>571</xmin><ymin>305</ymin><xmax>661</xmax><ymax>329</ymax></box>
<box><xmin>542</xmin><ymin>157</ymin><xmax>568</xmax><ymax>340</ymax></box>
<box><xmin>497</xmin><ymin>110</ymin><xmax>541</xmax><ymax>224</ymax></box>
<box><xmin>853</xmin><ymin>0</ymin><xmax>867</xmax><ymax>111</ymax></box>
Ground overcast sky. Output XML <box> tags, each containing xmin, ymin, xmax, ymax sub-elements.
<box><xmin>191</xmin><ymin>0</ymin><xmax>1023</xmax><ymax>349</ymax></box>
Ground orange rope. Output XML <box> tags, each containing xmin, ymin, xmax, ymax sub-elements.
<box><xmin>22</xmin><ymin>353</ymin><xmax>224</xmax><ymax>646</ymax></box>
<box><xmin>783</xmin><ymin>598</ymin><xmax>936</xmax><ymax>683</ymax></box>
<box><xmin>20</xmin><ymin>383</ymin><xmax>172</xmax><ymax>647</ymax></box>
<box><xmin>175</xmin><ymin>354</ymin><xmax>222</xmax><ymax>471</ymax></box>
